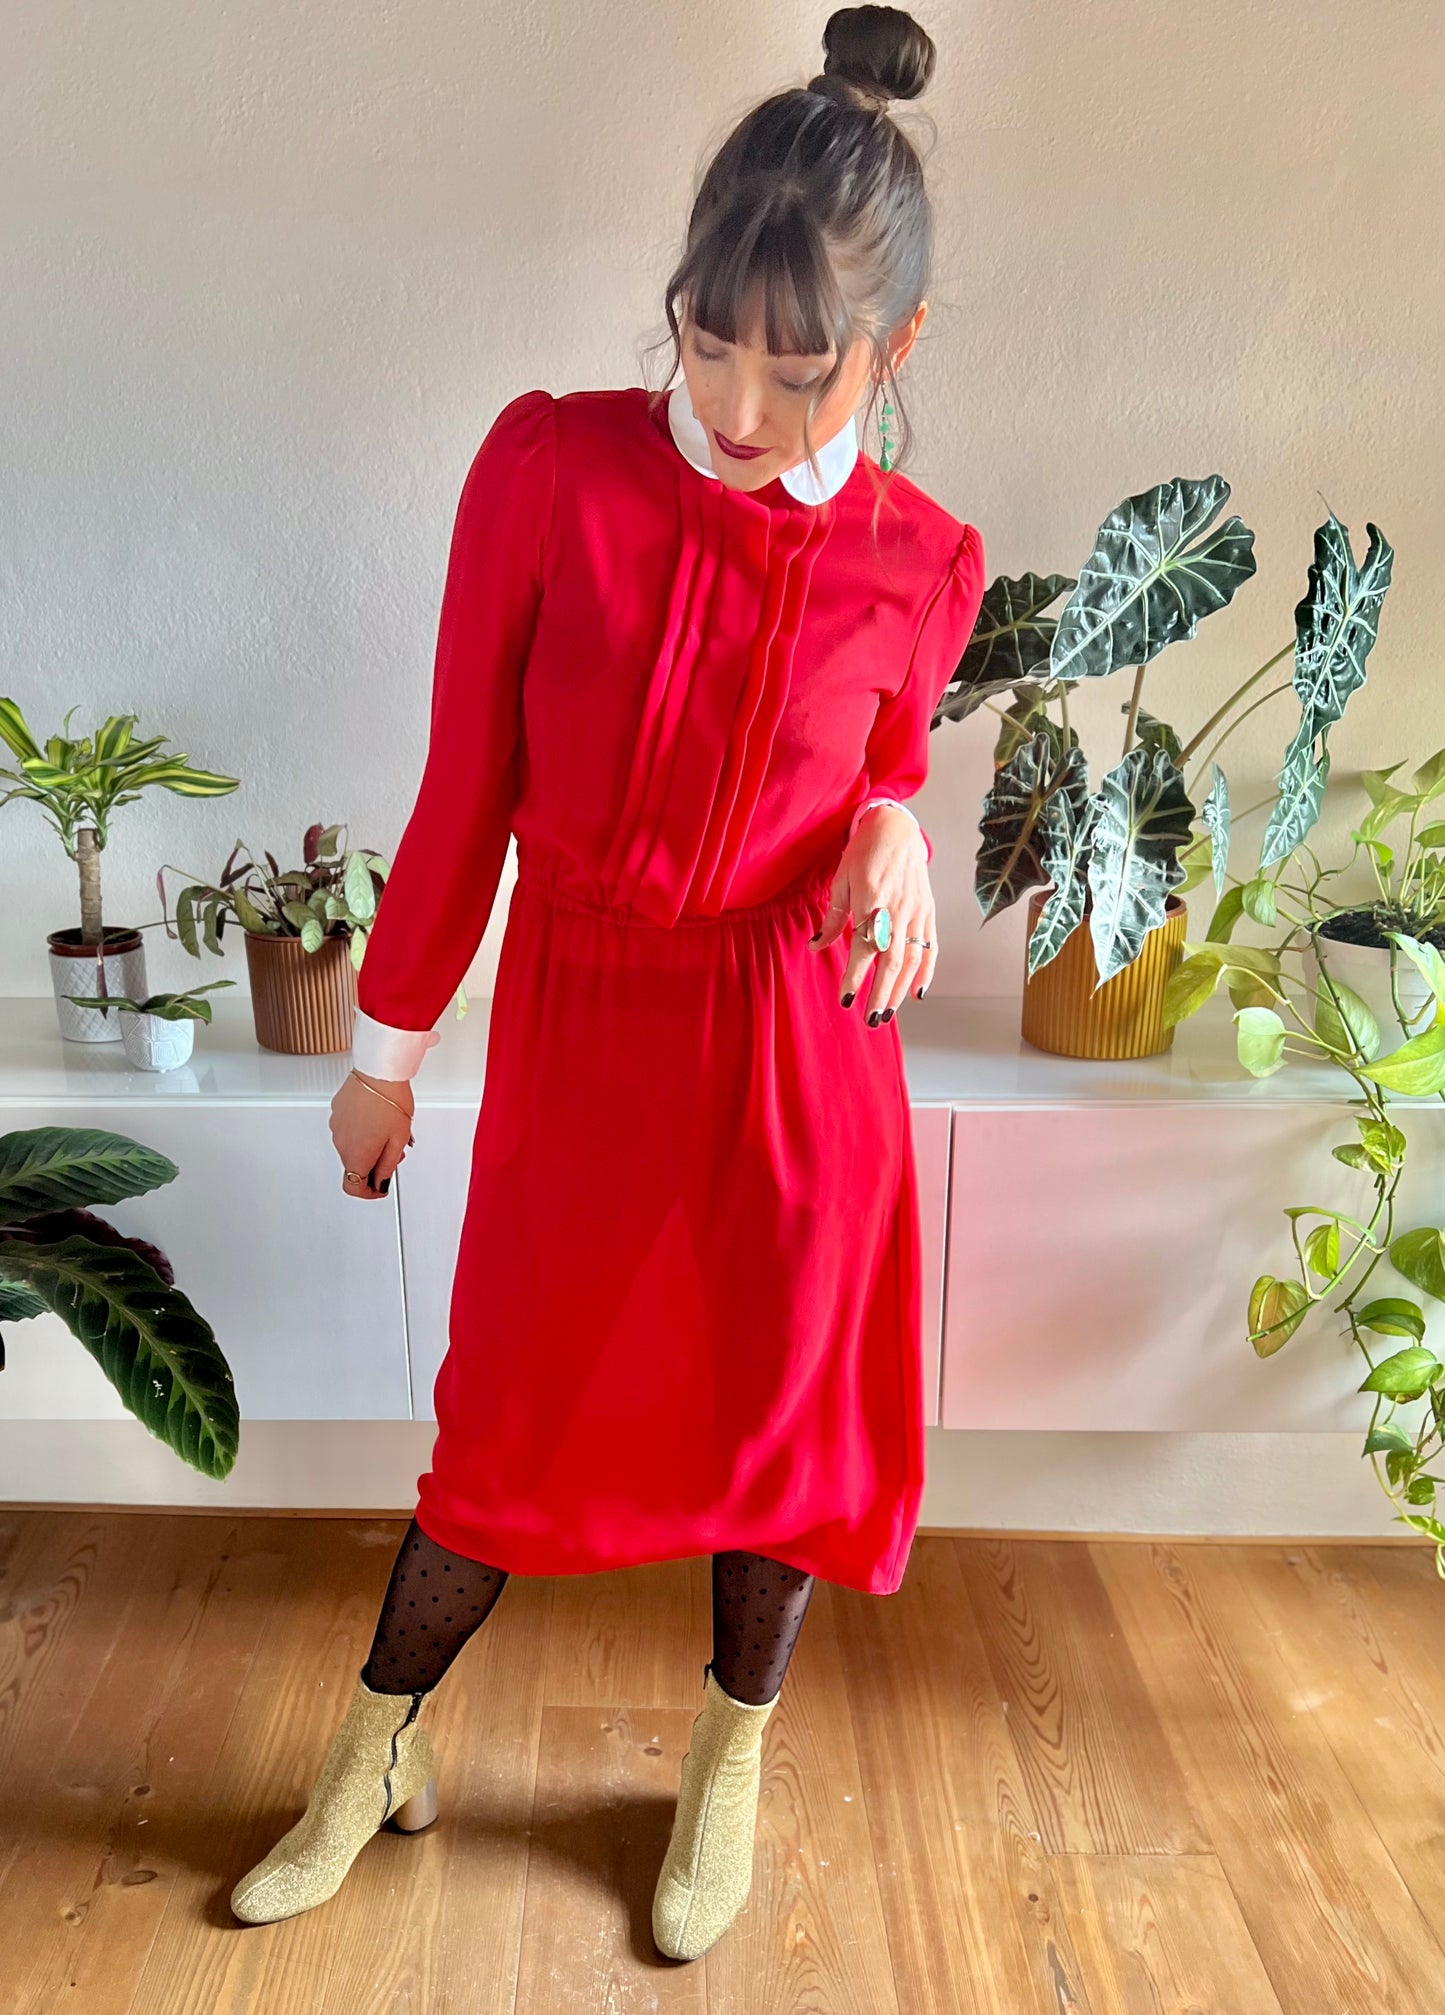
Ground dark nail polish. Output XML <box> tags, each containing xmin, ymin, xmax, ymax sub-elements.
<box><xmin>808</xmin><ymin>931</ymin><xmax>821</xmax><ymax>943</ymax></box>
<box><xmin>379</xmin><ymin>1176</ymin><xmax>391</xmax><ymax>1195</ymax></box>
<box><xmin>868</xmin><ymin>1010</ymin><xmax>880</xmax><ymax>1027</ymax></box>
<box><xmin>917</xmin><ymin>984</ymin><xmax>928</xmax><ymax>999</ymax></box>
<box><xmin>881</xmin><ymin>1007</ymin><xmax>894</xmax><ymax>1022</ymax></box>
<box><xmin>841</xmin><ymin>991</ymin><xmax>854</xmax><ymax>1007</ymax></box>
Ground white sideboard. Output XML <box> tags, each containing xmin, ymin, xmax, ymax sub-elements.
<box><xmin>2</xmin><ymin>991</ymin><xmax>1434</xmax><ymax>1465</ymax></box>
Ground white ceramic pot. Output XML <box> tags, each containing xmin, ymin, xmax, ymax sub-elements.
<box><xmin>118</xmin><ymin>1009</ymin><xmax>196</xmax><ymax>1072</ymax></box>
<box><xmin>49</xmin><ymin>927</ymin><xmax>149</xmax><ymax>1042</ymax></box>
<box><xmin>1303</xmin><ymin>925</ymin><xmax>1438</xmax><ymax>1055</ymax></box>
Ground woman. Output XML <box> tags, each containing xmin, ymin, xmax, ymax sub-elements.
<box><xmin>231</xmin><ymin>5</ymin><xmax>985</xmax><ymax>1962</ymax></box>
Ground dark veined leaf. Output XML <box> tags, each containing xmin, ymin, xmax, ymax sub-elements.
<box><xmin>0</xmin><ymin>1126</ymin><xmax>177</xmax><ymax>1218</ymax></box>
<box><xmin>0</xmin><ymin>1233</ymin><xmax>238</xmax><ymax>1478</ymax></box>
<box><xmin>1359</xmin><ymin>1345</ymin><xmax>1443</xmax><ymax>1402</ymax></box>
<box><xmin>1132</xmin><ymin>709</ymin><xmax>1184</xmax><ymax>763</ymax></box>
<box><xmin>937</xmin><ymin>573</ymin><xmax>1075</xmax><ymax>724</ymax></box>
<box><xmin>1291</xmin><ymin>512</ymin><xmax>1394</xmax><ymax>742</ymax></box>
<box><xmin>1027</xmin><ymin>769</ymin><xmax>1099</xmax><ymax>976</ymax></box>
<box><xmin>1261</xmin><ymin>717</ymin><xmax>1332</xmax><ymax>867</ymax></box>
<box><xmin>1086</xmin><ymin>745</ymin><xmax>1196</xmax><ymax>984</ymax></box>
<box><xmin>1201</xmin><ymin>765</ymin><xmax>1230</xmax><ymax>894</ymax></box>
<box><xmin>975</xmin><ymin>733</ymin><xmax>1068</xmax><ymax>921</ymax></box>
<box><xmin>1050</xmin><ymin>476</ymin><xmax>1257</xmax><ymax>683</ymax></box>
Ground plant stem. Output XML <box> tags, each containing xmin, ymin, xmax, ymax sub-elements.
<box><xmin>1177</xmin><ymin>642</ymin><xmax>1295</xmax><ymax>766</ymax></box>
<box><xmin>1185</xmin><ymin>683</ymin><xmax>1296</xmax><ymax>798</ymax></box>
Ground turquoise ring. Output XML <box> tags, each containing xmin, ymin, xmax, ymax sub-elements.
<box><xmin>867</xmin><ymin>905</ymin><xmax>892</xmax><ymax>952</ymax></box>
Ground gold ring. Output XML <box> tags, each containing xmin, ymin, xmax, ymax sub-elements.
<box><xmin>343</xmin><ymin>1169</ymin><xmax>369</xmax><ymax>1184</ymax></box>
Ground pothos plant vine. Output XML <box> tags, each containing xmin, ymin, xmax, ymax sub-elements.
<box><xmin>932</xmin><ymin>477</ymin><xmax>1393</xmax><ymax>993</ymax></box>
<box><xmin>1163</xmin><ymin>758</ymin><xmax>1445</xmax><ymax>1572</ymax></box>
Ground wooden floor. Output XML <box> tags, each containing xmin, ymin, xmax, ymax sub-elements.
<box><xmin>3</xmin><ymin>1514</ymin><xmax>1445</xmax><ymax>2014</ymax></box>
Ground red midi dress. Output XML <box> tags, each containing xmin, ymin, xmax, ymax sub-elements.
<box><xmin>352</xmin><ymin>383</ymin><xmax>986</xmax><ymax>1596</ymax></box>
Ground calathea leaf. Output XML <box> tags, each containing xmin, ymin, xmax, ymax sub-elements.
<box><xmin>1026</xmin><ymin>750</ymin><xmax>1097</xmax><ymax>975</ymax></box>
<box><xmin>0</xmin><ymin>1279</ymin><xmax>47</xmax><ymax>1321</ymax></box>
<box><xmin>0</xmin><ymin>1232</ymin><xmax>238</xmax><ymax>1479</ymax></box>
<box><xmin>936</xmin><ymin>573</ymin><xmax>1075</xmax><ymax>724</ymax></box>
<box><xmin>1086</xmin><ymin>745</ymin><xmax>1196</xmax><ymax>984</ymax></box>
<box><xmin>976</xmin><ymin>732</ymin><xmax>1066</xmax><ymax>921</ymax></box>
<box><xmin>1201</xmin><ymin>764</ymin><xmax>1231</xmax><ymax>893</ymax></box>
<box><xmin>1050</xmin><ymin>476</ymin><xmax>1257</xmax><ymax>683</ymax></box>
<box><xmin>0</xmin><ymin>1125</ymin><xmax>177</xmax><ymax>1218</ymax></box>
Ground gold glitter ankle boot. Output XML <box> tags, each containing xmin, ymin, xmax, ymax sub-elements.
<box><xmin>230</xmin><ymin>1668</ymin><xmax>438</xmax><ymax>1925</ymax></box>
<box><xmin>652</xmin><ymin>1663</ymin><xmax>779</xmax><ymax>1962</ymax></box>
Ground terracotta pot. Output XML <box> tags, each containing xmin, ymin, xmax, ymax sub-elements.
<box><xmin>243</xmin><ymin>930</ymin><xmax>357</xmax><ymax>1054</ymax></box>
<box><xmin>1021</xmin><ymin>890</ymin><xmax>1189</xmax><ymax>1060</ymax></box>
<box><xmin>48</xmin><ymin>925</ymin><xmax>148</xmax><ymax>1042</ymax></box>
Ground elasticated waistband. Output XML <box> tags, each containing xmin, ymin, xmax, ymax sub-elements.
<box><xmin>514</xmin><ymin>842</ymin><xmax>835</xmax><ymax>932</ymax></box>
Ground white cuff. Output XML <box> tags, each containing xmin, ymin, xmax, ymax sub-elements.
<box><xmin>350</xmin><ymin>1006</ymin><xmax>441</xmax><ymax>1081</ymax></box>
<box><xmin>849</xmin><ymin>796</ymin><xmax>920</xmax><ymax>841</ymax></box>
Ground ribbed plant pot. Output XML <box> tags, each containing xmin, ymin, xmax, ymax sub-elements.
<box><xmin>48</xmin><ymin>926</ymin><xmax>148</xmax><ymax>1042</ymax></box>
<box><xmin>243</xmin><ymin>930</ymin><xmax>357</xmax><ymax>1055</ymax></box>
<box><xmin>1021</xmin><ymin>890</ymin><xmax>1189</xmax><ymax>1060</ymax></box>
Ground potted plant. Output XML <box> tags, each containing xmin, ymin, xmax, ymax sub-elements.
<box><xmin>0</xmin><ymin>1124</ymin><xmax>238</xmax><ymax>1478</ymax></box>
<box><xmin>934</xmin><ymin>488</ymin><xmax>1392</xmax><ymax>1060</ymax></box>
<box><xmin>158</xmin><ymin>821</ymin><xmax>392</xmax><ymax>1055</ymax></box>
<box><xmin>0</xmin><ymin>699</ymin><xmax>239</xmax><ymax>1042</ymax></box>
<box><xmin>1163</xmin><ymin>763</ymin><xmax>1445</xmax><ymax>1568</ymax></box>
<box><xmin>60</xmin><ymin>979</ymin><xmax>237</xmax><ymax>1073</ymax></box>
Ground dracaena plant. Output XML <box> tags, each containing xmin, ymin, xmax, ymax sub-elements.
<box><xmin>1163</xmin><ymin>770</ymin><xmax>1445</xmax><ymax>1571</ymax></box>
<box><xmin>0</xmin><ymin>1126</ymin><xmax>238</xmax><ymax>1479</ymax></box>
<box><xmin>933</xmin><ymin>483</ymin><xmax>1393</xmax><ymax>988</ymax></box>
<box><xmin>0</xmin><ymin>699</ymin><xmax>239</xmax><ymax>943</ymax></box>
<box><xmin>157</xmin><ymin>821</ymin><xmax>388</xmax><ymax>971</ymax></box>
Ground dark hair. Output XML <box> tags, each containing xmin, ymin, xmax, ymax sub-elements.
<box><xmin>644</xmin><ymin>7</ymin><xmax>939</xmax><ymax>527</ymax></box>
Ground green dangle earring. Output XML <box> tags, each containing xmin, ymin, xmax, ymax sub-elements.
<box><xmin>878</xmin><ymin>396</ymin><xmax>896</xmax><ymax>473</ymax></box>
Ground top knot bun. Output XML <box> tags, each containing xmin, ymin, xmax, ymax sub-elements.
<box><xmin>807</xmin><ymin>6</ymin><xmax>937</xmax><ymax>112</ymax></box>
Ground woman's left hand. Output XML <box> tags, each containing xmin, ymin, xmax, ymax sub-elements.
<box><xmin>808</xmin><ymin>805</ymin><xmax>937</xmax><ymax>1020</ymax></box>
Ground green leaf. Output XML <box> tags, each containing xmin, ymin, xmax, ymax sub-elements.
<box><xmin>1390</xmin><ymin>1227</ymin><xmax>1445</xmax><ymax>1303</ymax></box>
<box><xmin>1086</xmin><ymin>745</ymin><xmax>1196</xmax><ymax>984</ymax></box>
<box><xmin>1360</xmin><ymin>1345</ymin><xmax>1444</xmax><ymax>1401</ymax></box>
<box><xmin>1206</xmin><ymin>883</ymin><xmax>1247</xmax><ymax>943</ymax></box>
<box><xmin>1163</xmin><ymin>951</ymin><xmax>1224</xmax><ymax>1027</ymax></box>
<box><xmin>1312</xmin><ymin>973</ymin><xmax>1381</xmax><ymax>1062</ymax></box>
<box><xmin>0</xmin><ymin>1278</ymin><xmax>48</xmax><ymax>1321</ymax></box>
<box><xmin>1333</xmin><ymin>1144</ymin><xmax>1371</xmax><ymax>1170</ymax></box>
<box><xmin>1359</xmin><ymin>1025</ymin><xmax>1445</xmax><ymax>1097</ymax></box>
<box><xmin>1241</xmin><ymin>875</ymin><xmax>1278</xmax><ymax>926</ymax></box>
<box><xmin>1133</xmin><ymin>708</ymin><xmax>1184</xmax><ymax>763</ymax></box>
<box><xmin>0</xmin><ymin>1233</ymin><xmax>237</xmax><ymax>1479</ymax></box>
<box><xmin>1365</xmin><ymin>1420</ymin><xmax>1415</xmax><ymax>1455</ymax></box>
<box><xmin>1360</xmin><ymin>762</ymin><xmax>1405</xmax><ymax>806</ymax></box>
<box><xmin>343</xmin><ymin>849</ymin><xmax>377</xmax><ymax>922</ymax></box>
<box><xmin>1050</xmin><ymin>476</ymin><xmax>1257</xmax><ymax>684</ymax></box>
<box><xmin>1290</xmin><ymin>512</ymin><xmax>1394</xmax><ymax>741</ymax></box>
<box><xmin>1303</xmin><ymin>1221</ymin><xmax>1341</xmax><ymax>1277</ymax></box>
<box><xmin>1416</xmin><ymin>823</ymin><xmax>1445</xmax><ymax>849</ymax></box>
<box><xmin>1387</xmin><ymin>932</ymin><xmax>1445</xmax><ymax>1010</ymax></box>
<box><xmin>1406</xmin><ymin>1475</ymin><xmax>1439</xmax><ymax>1505</ymax></box>
<box><xmin>1261</xmin><ymin>717</ymin><xmax>1331</xmax><ymax>867</ymax></box>
<box><xmin>1398</xmin><ymin>1512</ymin><xmax>1445</xmax><ymax>1545</ymax></box>
<box><xmin>1235</xmin><ymin>1006</ymin><xmax>1287</xmax><ymax>1077</ymax></box>
<box><xmin>299</xmin><ymin>916</ymin><xmax>325</xmax><ymax>953</ymax></box>
<box><xmin>232</xmin><ymin>887</ymin><xmax>267</xmax><ymax>934</ymax></box>
<box><xmin>1028</xmin><ymin>780</ymin><xmax>1099</xmax><ymax>976</ymax></box>
<box><xmin>0</xmin><ymin>1125</ymin><xmax>178</xmax><ymax>1215</ymax></box>
<box><xmin>937</xmin><ymin>573</ymin><xmax>1075</xmax><ymax>723</ymax></box>
<box><xmin>1248</xmin><ymin>1274</ymin><xmax>1310</xmax><ymax>1355</ymax></box>
<box><xmin>1414</xmin><ymin>748</ymin><xmax>1445</xmax><ymax>798</ymax></box>
<box><xmin>1358</xmin><ymin>1118</ymin><xmax>1408</xmax><ymax>1169</ymax></box>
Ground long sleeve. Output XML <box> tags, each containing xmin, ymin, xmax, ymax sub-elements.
<box><xmin>352</xmin><ymin>388</ymin><xmax>558</xmax><ymax>1079</ymax></box>
<box><xmin>847</xmin><ymin>520</ymin><xmax>987</xmax><ymax>864</ymax></box>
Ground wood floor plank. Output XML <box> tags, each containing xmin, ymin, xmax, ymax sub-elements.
<box><xmin>513</xmin><ymin>1700</ymin><xmax>707</xmax><ymax>2013</ymax></box>
<box><xmin>1049</xmin><ymin>1854</ymin><xmax>1285</xmax><ymax>2015</ymax></box>
<box><xmin>542</xmin><ymin>1556</ymin><xmax>710</xmax><ymax>1708</ymax></box>
<box><xmin>706</xmin><ymin>1578</ymin><xmax>901</xmax><ymax>2015</ymax></box>
<box><xmin>313</xmin><ymin>1564</ymin><xmax>555</xmax><ymax>2015</ymax></box>
<box><xmin>6</xmin><ymin>1515</ymin><xmax>289</xmax><ymax>2015</ymax></box>
<box><xmin>953</xmin><ymin>1538</ymin><xmax>1208</xmax><ymax>1856</ymax></box>
<box><xmin>1095</xmin><ymin>1540</ymin><xmax>1445</xmax><ymax>2014</ymax></box>
<box><xmin>834</xmin><ymin>1535</ymin><xmax>1095</xmax><ymax>2015</ymax></box>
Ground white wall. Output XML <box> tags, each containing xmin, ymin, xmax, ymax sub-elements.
<box><xmin>4</xmin><ymin>0</ymin><xmax>1439</xmax><ymax>998</ymax></box>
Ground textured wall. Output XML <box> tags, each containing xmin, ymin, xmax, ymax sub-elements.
<box><xmin>3</xmin><ymin>0</ymin><xmax>1440</xmax><ymax>1001</ymax></box>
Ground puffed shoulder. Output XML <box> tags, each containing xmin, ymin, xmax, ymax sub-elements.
<box><xmin>454</xmin><ymin>387</ymin><xmax>559</xmax><ymax>570</ymax></box>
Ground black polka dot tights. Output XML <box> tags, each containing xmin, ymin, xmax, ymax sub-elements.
<box><xmin>361</xmin><ymin>1520</ymin><xmax>815</xmax><ymax>1706</ymax></box>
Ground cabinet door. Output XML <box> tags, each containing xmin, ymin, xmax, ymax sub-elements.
<box><xmin>940</xmin><ymin>1102</ymin><xmax>1430</xmax><ymax>1432</ymax></box>
<box><xmin>911</xmin><ymin>1104</ymin><xmax>950</xmax><ymax>1427</ymax></box>
<box><xmin>393</xmin><ymin>1105</ymin><xmax>478</xmax><ymax>1422</ymax></box>
<box><xmin>0</xmin><ymin>1103</ymin><xmax>410</xmax><ymax>1421</ymax></box>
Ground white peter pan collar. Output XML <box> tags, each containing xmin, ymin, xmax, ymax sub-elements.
<box><xmin>666</xmin><ymin>372</ymin><xmax>858</xmax><ymax>505</ymax></box>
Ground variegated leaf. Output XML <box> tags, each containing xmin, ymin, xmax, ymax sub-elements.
<box><xmin>1086</xmin><ymin>745</ymin><xmax>1196</xmax><ymax>984</ymax></box>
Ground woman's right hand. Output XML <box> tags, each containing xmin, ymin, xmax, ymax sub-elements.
<box><xmin>329</xmin><ymin>1071</ymin><xmax>415</xmax><ymax>1199</ymax></box>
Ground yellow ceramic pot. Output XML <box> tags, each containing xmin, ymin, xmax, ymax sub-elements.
<box><xmin>1020</xmin><ymin>889</ymin><xmax>1188</xmax><ymax>1060</ymax></box>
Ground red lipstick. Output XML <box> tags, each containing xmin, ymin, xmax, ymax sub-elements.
<box><xmin>712</xmin><ymin>430</ymin><xmax>770</xmax><ymax>461</ymax></box>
